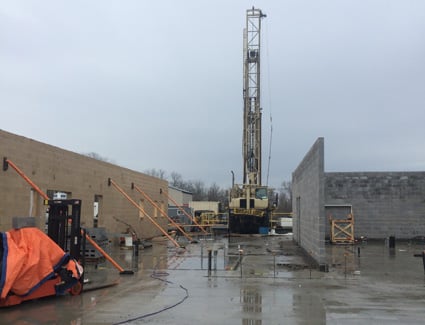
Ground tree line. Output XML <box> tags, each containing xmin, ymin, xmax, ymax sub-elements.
<box><xmin>145</xmin><ymin>168</ymin><xmax>292</xmax><ymax>213</ymax></box>
<box><xmin>82</xmin><ymin>152</ymin><xmax>293</xmax><ymax>213</ymax></box>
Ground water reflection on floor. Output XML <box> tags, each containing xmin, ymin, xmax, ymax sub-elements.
<box><xmin>1</xmin><ymin>235</ymin><xmax>425</xmax><ymax>324</ymax></box>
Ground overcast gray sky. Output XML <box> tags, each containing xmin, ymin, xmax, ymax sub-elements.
<box><xmin>1</xmin><ymin>1</ymin><xmax>424</xmax><ymax>189</ymax></box>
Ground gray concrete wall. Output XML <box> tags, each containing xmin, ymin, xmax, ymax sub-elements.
<box><xmin>325</xmin><ymin>172</ymin><xmax>425</xmax><ymax>239</ymax></box>
<box><xmin>292</xmin><ymin>138</ymin><xmax>327</xmax><ymax>269</ymax></box>
<box><xmin>0</xmin><ymin>129</ymin><xmax>168</xmax><ymax>239</ymax></box>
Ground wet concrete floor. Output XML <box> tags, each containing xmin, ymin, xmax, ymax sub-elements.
<box><xmin>1</xmin><ymin>234</ymin><xmax>425</xmax><ymax>324</ymax></box>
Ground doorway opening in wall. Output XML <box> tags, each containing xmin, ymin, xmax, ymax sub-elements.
<box><xmin>325</xmin><ymin>205</ymin><xmax>353</xmax><ymax>243</ymax></box>
<box><xmin>94</xmin><ymin>195</ymin><xmax>102</xmax><ymax>228</ymax></box>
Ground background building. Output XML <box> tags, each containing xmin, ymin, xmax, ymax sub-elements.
<box><xmin>168</xmin><ymin>186</ymin><xmax>193</xmax><ymax>224</ymax></box>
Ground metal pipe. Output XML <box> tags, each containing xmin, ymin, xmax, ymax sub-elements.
<box><xmin>29</xmin><ymin>189</ymin><xmax>34</xmax><ymax>216</ymax></box>
<box><xmin>159</xmin><ymin>188</ymin><xmax>208</xmax><ymax>234</ymax></box>
<box><xmin>201</xmin><ymin>242</ymin><xmax>204</xmax><ymax>269</ymax></box>
<box><xmin>133</xmin><ymin>184</ymin><xmax>194</xmax><ymax>242</ymax></box>
<box><xmin>108</xmin><ymin>179</ymin><xmax>181</xmax><ymax>248</ymax></box>
<box><xmin>208</xmin><ymin>249</ymin><xmax>212</xmax><ymax>277</ymax></box>
<box><xmin>422</xmin><ymin>251</ymin><xmax>425</xmax><ymax>274</ymax></box>
<box><xmin>239</xmin><ymin>246</ymin><xmax>243</xmax><ymax>278</ymax></box>
<box><xmin>4</xmin><ymin>158</ymin><xmax>49</xmax><ymax>200</ymax></box>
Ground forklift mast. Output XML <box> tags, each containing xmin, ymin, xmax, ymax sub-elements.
<box><xmin>45</xmin><ymin>199</ymin><xmax>83</xmax><ymax>263</ymax></box>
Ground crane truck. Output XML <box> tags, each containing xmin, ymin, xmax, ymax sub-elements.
<box><xmin>228</xmin><ymin>7</ymin><xmax>276</xmax><ymax>234</ymax></box>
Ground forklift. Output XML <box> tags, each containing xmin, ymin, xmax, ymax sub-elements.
<box><xmin>0</xmin><ymin>199</ymin><xmax>85</xmax><ymax>306</ymax></box>
<box><xmin>46</xmin><ymin>198</ymin><xmax>85</xmax><ymax>267</ymax></box>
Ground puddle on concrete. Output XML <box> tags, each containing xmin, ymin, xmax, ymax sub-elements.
<box><xmin>2</xmin><ymin>235</ymin><xmax>425</xmax><ymax>324</ymax></box>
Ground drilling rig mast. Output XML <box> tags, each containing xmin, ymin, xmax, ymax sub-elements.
<box><xmin>243</xmin><ymin>6</ymin><xmax>265</xmax><ymax>186</ymax></box>
<box><xmin>229</xmin><ymin>7</ymin><xmax>273</xmax><ymax>234</ymax></box>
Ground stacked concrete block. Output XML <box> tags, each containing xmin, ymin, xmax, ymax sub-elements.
<box><xmin>325</xmin><ymin>172</ymin><xmax>425</xmax><ymax>239</ymax></box>
<box><xmin>292</xmin><ymin>138</ymin><xmax>327</xmax><ymax>270</ymax></box>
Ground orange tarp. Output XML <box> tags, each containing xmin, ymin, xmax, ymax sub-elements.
<box><xmin>0</xmin><ymin>227</ymin><xmax>82</xmax><ymax>299</ymax></box>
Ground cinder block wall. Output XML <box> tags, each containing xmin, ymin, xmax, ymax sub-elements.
<box><xmin>325</xmin><ymin>172</ymin><xmax>425</xmax><ymax>239</ymax></box>
<box><xmin>0</xmin><ymin>129</ymin><xmax>168</xmax><ymax>240</ymax></box>
<box><xmin>292</xmin><ymin>138</ymin><xmax>327</xmax><ymax>268</ymax></box>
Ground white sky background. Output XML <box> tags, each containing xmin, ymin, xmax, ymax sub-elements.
<box><xmin>1</xmin><ymin>1</ymin><xmax>424</xmax><ymax>189</ymax></box>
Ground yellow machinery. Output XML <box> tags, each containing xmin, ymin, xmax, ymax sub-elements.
<box><xmin>228</xmin><ymin>8</ymin><xmax>275</xmax><ymax>234</ymax></box>
<box><xmin>197</xmin><ymin>212</ymin><xmax>228</xmax><ymax>227</ymax></box>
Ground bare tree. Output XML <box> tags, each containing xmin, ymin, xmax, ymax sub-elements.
<box><xmin>169</xmin><ymin>172</ymin><xmax>184</xmax><ymax>188</ymax></box>
<box><xmin>84</xmin><ymin>152</ymin><xmax>113</xmax><ymax>163</ymax></box>
<box><xmin>144</xmin><ymin>168</ymin><xmax>167</xmax><ymax>180</ymax></box>
<box><xmin>189</xmin><ymin>180</ymin><xmax>206</xmax><ymax>201</ymax></box>
<box><xmin>276</xmin><ymin>181</ymin><xmax>292</xmax><ymax>213</ymax></box>
<box><xmin>147</xmin><ymin>170</ymin><xmax>230</xmax><ymax>212</ymax></box>
<box><xmin>207</xmin><ymin>183</ymin><xmax>221</xmax><ymax>201</ymax></box>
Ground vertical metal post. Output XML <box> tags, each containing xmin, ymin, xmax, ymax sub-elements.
<box><xmin>29</xmin><ymin>189</ymin><xmax>34</xmax><ymax>217</ymax></box>
<box><xmin>224</xmin><ymin>244</ymin><xmax>227</xmax><ymax>269</ymax></box>
<box><xmin>344</xmin><ymin>253</ymin><xmax>347</xmax><ymax>278</ymax></box>
<box><xmin>132</xmin><ymin>240</ymin><xmax>139</xmax><ymax>271</ymax></box>
<box><xmin>239</xmin><ymin>247</ymin><xmax>243</xmax><ymax>278</ymax></box>
<box><xmin>208</xmin><ymin>249</ymin><xmax>212</xmax><ymax>277</ymax></box>
<box><xmin>81</xmin><ymin>228</ymin><xmax>86</xmax><ymax>268</ymax></box>
<box><xmin>133</xmin><ymin>240</ymin><xmax>139</xmax><ymax>257</ymax></box>
<box><xmin>201</xmin><ymin>242</ymin><xmax>204</xmax><ymax>269</ymax></box>
<box><xmin>214</xmin><ymin>250</ymin><xmax>218</xmax><ymax>271</ymax></box>
<box><xmin>389</xmin><ymin>236</ymin><xmax>396</xmax><ymax>257</ymax></box>
<box><xmin>422</xmin><ymin>251</ymin><xmax>425</xmax><ymax>274</ymax></box>
<box><xmin>389</xmin><ymin>236</ymin><xmax>396</xmax><ymax>249</ymax></box>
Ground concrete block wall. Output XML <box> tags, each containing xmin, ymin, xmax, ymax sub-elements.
<box><xmin>0</xmin><ymin>129</ymin><xmax>168</xmax><ymax>240</ymax></box>
<box><xmin>325</xmin><ymin>172</ymin><xmax>425</xmax><ymax>239</ymax></box>
<box><xmin>292</xmin><ymin>138</ymin><xmax>327</xmax><ymax>268</ymax></box>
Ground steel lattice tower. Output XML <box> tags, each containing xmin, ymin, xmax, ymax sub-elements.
<box><xmin>243</xmin><ymin>7</ymin><xmax>266</xmax><ymax>185</ymax></box>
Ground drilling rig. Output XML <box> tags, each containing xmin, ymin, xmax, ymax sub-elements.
<box><xmin>229</xmin><ymin>7</ymin><xmax>274</xmax><ymax>234</ymax></box>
